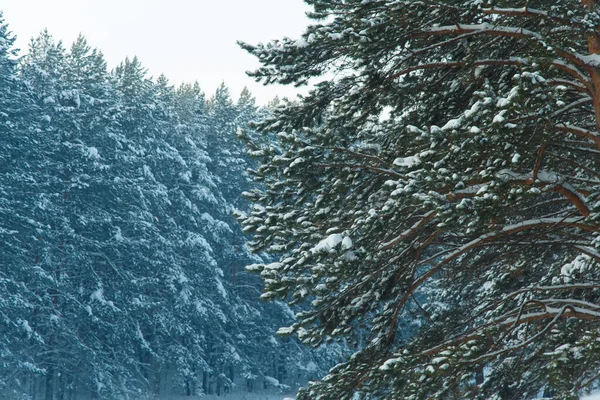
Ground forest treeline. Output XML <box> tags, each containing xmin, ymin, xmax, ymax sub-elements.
<box><xmin>0</xmin><ymin>14</ymin><xmax>339</xmax><ymax>400</ymax></box>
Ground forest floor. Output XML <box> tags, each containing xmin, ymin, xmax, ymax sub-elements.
<box><xmin>195</xmin><ymin>389</ymin><xmax>600</xmax><ymax>399</ymax></box>
<box><xmin>183</xmin><ymin>391</ymin><xmax>600</xmax><ymax>400</ymax></box>
<box><xmin>170</xmin><ymin>392</ymin><xmax>295</xmax><ymax>400</ymax></box>
<box><xmin>583</xmin><ymin>393</ymin><xmax>600</xmax><ymax>400</ymax></box>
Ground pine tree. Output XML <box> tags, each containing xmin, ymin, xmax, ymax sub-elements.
<box><xmin>206</xmin><ymin>83</ymin><xmax>242</xmax><ymax>200</ymax></box>
<box><xmin>239</xmin><ymin>1</ymin><xmax>600</xmax><ymax>398</ymax></box>
<box><xmin>0</xmin><ymin>17</ymin><xmax>334</xmax><ymax>396</ymax></box>
<box><xmin>0</xmin><ymin>12</ymin><xmax>44</xmax><ymax>397</ymax></box>
<box><xmin>13</xmin><ymin>31</ymin><xmax>130</xmax><ymax>399</ymax></box>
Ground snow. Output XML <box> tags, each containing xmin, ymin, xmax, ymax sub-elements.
<box><xmin>501</xmin><ymin>217</ymin><xmax>585</xmax><ymax>232</ymax></box>
<box><xmin>576</xmin><ymin>53</ymin><xmax>600</xmax><ymax>68</ymax></box>
<box><xmin>264</xmin><ymin>376</ymin><xmax>280</xmax><ymax>386</ymax></box>
<box><xmin>341</xmin><ymin>236</ymin><xmax>353</xmax><ymax>250</ymax></box>
<box><xmin>194</xmin><ymin>300</ymin><xmax>208</xmax><ymax>316</ymax></box>
<box><xmin>379</xmin><ymin>357</ymin><xmax>400</xmax><ymax>371</ymax></box>
<box><xmin>185</xmin><ymin>232</ymin><xmax>212</xmax><ymax>251</ymax></box>
<box><xmin>215</xmin><ymin>278</ymin><xmax>228</xmax><ymax>299</ymax></box>
<box><xmin>294</xmin><ymin>37</ymin><xmax>308</xmax><ymax>48</ymax></box>
<box><xmin>496</xmin><ymin>87</ymin><xmax>519</xmax><ymax>107</ymax></box>
<box><xmin>393</xmin><ymin>155</ymin><xmax>421</xmax><ymax>167</ymax></box>
<box><xmin>536</xmin><ymin>170</ymin><xmax>559</xmax><ymax>183</ymax></box>
<box><xmin>441</xmin><ymin>118</ymin><xmax>462</xmax><ymax>131</ymax></box>
<box><xmin>575</xmin><ymin>246</ymin><xmax>600</xmax><ymax>262</ymax></box>
<box><xmin>178</xmin><ymin>272</ymin><xmax>189</xmax><ymax>284</ymax></box>
<box><xmin>277</xmin><ymin>327</ymin><xmax>294</xmax><ymax>335</ymax></box>
<box><xmin>552</xmin><ymin>97</ymin><xmax>593</xmax><ymax>118</ymax></box>
<box><xmin>199</xmin><ymin>394</ymin><xmax>296</xmax><ymax>400</ymax></box>
<box><xmin>561</xmin><ymin>255</ymin><xmax>590</xmax><ymax>277</ymax></box>
<box><xmin>84</xmin><ymin>146</ymin><xmax>100</xmax><ymax>159</ymax></box>
<box><xmin>305</xmin><ymin>361</ymin><xmax>318</xmax><ymax>372</ymax></box>
<box><xmin>269</xmin><ymin>336</ymin><xmax>279</xmax><ymax>346</ymax></box>
<box><xmin>425</xmin><ymin>23</ymin><xmax>542</xmax><ymax>40</ymax></box>
<box><xmin>406</xmin><ymin>125</ymin><xmax>426</xmax><ymax>135</ymax></box>
<box><xmin>20</xmin><ymin>319</ymin><xmax>33</xmax><ymax>333</ymax></box>
<box><xmin>379</xmin><ymin>106</ymin><xmax>393</xmax><ymax>122</ymax></box>
<box><xmin>90</xmin><ymin>288</ymin><xmax>105</xmax><ymax>303</ymax></box>
<box><xmin>114</xmin><ymin>227</ymin><xmax>124</xmax><ymax>241</ymax></box>
<box><xmin>264</xmin><ymin>262</ymin><xmax>283</xmax><ymax>270</ymax></box>
<box><xmin>289</xmin><ymin>157</ymin><xmax>305</xmax><ymax>168</ymax></box>
<box><xmin>476</xmin><ymin>185</ymin><xmax>489</xmax><ymax>195</ymax></box>
<box><xmin>464</xmin><ymin>101</ymin><xmax>481</xmax><ymax>119</ymax></box>
<box><xmin>492</xmin><ymin>111</ymin><xmax>506</xmax><ymax>124</ymax></box>
<box><xmin>180</xmin><ymin>170</ymin><xmax>192</xmax><ymax>182</ymax></box>
<box><xmin>142</xmin><ymin>164</ymin><xmax>154</xmax><ymax>180</ymax></box>
<box><xmin>311</xmin><ymin>233</ymin><xmax>346</xmax><ymax>253</ymax></box>
<box><xmin>556</xmin><ymin>123</ymin><xmax>600</xmax><ymax>140</ymax></box>
<box><xmin>283</xmin><ymin>211</ymin><xmax>296</xmax><ymax>220</ymax></box>
<box><xmin>481</xmin><ymin>7</ymin><xmax>548</xmax><ymax>17</ymax></box>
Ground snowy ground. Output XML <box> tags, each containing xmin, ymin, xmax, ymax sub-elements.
<box><xmin>176</xmin><ymin>391</ymin><xmax>600</xmax><ymax>400</ymax></box>
<box><xmin>202</xmin><ymin>392</ymin><xmax>600</xmax><ymax>400</ymax></box>
<box><xmin>202</xmin><ymin>396</ymin><xmax>292</xmax><ymax>400</ymax></box>
<box><xmin>196</xmin><ymin>389</ymin><xmax>600</xmax><ymax>400</ymax></box>
<box><xmin>167</xmin><ymin>393</ymin><xmax>295</xmax><ymax>400</ymax></box>
<box><xmin>172</xmin><ymin>389</ymin><xmax>600</xmax><ymax>400</ymax></box>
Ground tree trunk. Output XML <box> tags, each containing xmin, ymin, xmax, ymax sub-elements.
<box><xmin>45</xmin><ymin>366</ymin><xmax>54</xmax><ymax>400</ymax></box>
<box><xmin>57</xmin><ymin>372</ymin><xmax>64</xmax><ymax>400</ymax></box>
<box><xmin>152</xmin><ymin>363</ymin><xmax>161</xmax><ymax>399</ymax></box>
<box><xmin>475</xmin><ymin>366</ymin><xmax>484</xmax><ymax>385</ymax></box>
<box><xmin>582</xmin><ymin>0</ymin><xmax>600</xmax><ymax>130</ymax></box>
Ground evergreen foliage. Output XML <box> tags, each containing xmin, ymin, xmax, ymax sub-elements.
<box><xmin>239</xmin><ymin>1</ymin><xmax>600</xmax><ymax>399</ymax></box>
<box><xmin>0</xmin><ymin>19</ymin><xmax>336</xmax><ymax>399</ymax></box>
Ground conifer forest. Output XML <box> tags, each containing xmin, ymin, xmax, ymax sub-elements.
<box><xmin>4</xmin><ymin>0</ymin><xmax>600</xmax><ymax>399</ymax></box>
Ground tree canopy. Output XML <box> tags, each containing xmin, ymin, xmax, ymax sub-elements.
<box><xmin>0</xmin><ymin>18</ymin><xmax>335</xmax><ymax>399</ymax></box>
<box><xmin>239</xmin><ymin>1</ymin><xmax>600</xmax><ymax>398</ymax></box>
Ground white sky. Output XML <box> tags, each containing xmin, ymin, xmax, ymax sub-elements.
<box><xmin>1</xmin><ymin>0</ymin><xmax>312</xmax><ymax>104</ymax></box>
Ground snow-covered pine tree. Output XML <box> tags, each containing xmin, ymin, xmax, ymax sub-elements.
<box><xmin>206</xmin><ymin>83</ymin><xmax>245</xmax><ymax>203</ymax></box>
<box><xmin>0</xmin><ymin>17</ymin><xmax>337</xmax><ymax>396</ymax></box>
<box><xmin>202</xmin><ymin>83</ymin><xmax>333</xmax><ymax>395</ymax></box>
<box><xmin>239</xmin><ymin>1</ymin><xmax>600</xmax><ymax>398</ymax></box>
<box><xmin>14</xmin><ymin>31</ymin><xmax>134</xmax><ymax>399</ymax></box>
<box><xmin>0</xmin><ymin>12</ymin><xmax>44</xmax><ymax>397</ymax></box>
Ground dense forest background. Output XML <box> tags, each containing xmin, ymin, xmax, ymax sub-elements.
<box><xmin>0</xmin><ymin>13</ymin><xmax>341</xmax><ymax>400</ymax></box>
<box><xmin>7</xmin><ymin>0</ymin><xmax>600</xmax><ymax>399</ymax></box>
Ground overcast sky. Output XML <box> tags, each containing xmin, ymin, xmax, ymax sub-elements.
<box><xmin>2</xmin><ymin>0</ymin><xmax>311</xmax><ymax>104</ymax></box>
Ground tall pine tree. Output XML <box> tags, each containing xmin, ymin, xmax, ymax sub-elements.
<box><xmin>239</xmin><ymin>1</ymin><xmax>600</xmax><ymax>398</ymax></box>
<box><xmin>0</xmin><ymin>14</ymin><xmax>336</xmax><ymax>397</ymax></box>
